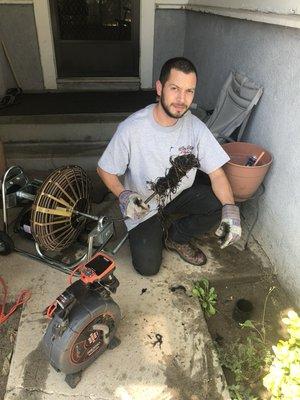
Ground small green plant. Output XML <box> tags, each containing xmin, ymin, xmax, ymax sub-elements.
<box><xmin>218</xmin><ymin>332</ymin><xmax>271</xmax><ymax>400</ymax></box>
<box><xmin>217</xmin><ymin>287</ymin><xmax>276</xmax><ymax>400</ymax></box>
<box><xmin>263</xmin><ymin>310</ymin><xmax>300</xmax><ymax>399</ymax></box>
<box><xmin>192</xmin><ymin>278</ymin><xmax>217</xmax><ymax>318</ymax></box>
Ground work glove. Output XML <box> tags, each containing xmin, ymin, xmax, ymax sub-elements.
<box><xmin>215</xmin><ymin>204</ymin><xmax>241</xmax><ymax>249</ymax></box>
<box><xmin>119</xmin><ymin>190</ymin><xmax>150</xmax><ymax>220</ymax></box>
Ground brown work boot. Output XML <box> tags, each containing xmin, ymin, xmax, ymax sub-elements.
<box><xmin>165</xmin><ymin>238</ymin><xmax>207</xmax><ymax>266</ymax></box>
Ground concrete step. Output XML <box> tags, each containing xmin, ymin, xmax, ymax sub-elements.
<box><xmin>0</xmin><ymin>113</ymin><xmax>128</xmax><ymax>143</ymax></box>
<box><xmin>57</xmin><ymin>77</ymin><xmax>140</xmax><ymax>91</ymax></box>
<box><xmin>4</xmin><ymin>141</ymin><xmax>106</xmax><ymax>172</ymax></box>
<box><xmin>5</xmin><ymin>140</ymin><xmax>107</xmax><ymax>157</ymax></box>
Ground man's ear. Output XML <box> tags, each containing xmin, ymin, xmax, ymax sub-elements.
<box><xmin>156</xmin><ymin>80</ymin><xmax>162</xmax><ymax>97</ymax></box>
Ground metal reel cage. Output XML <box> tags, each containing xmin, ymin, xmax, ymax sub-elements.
<box><xmin>31</xmin><ymin>166</ymin><xmax>91</xmax><ymax>252</ymax></box>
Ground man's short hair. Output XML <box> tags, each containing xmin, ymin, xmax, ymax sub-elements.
<box><xmin>159</xmin><ymin>57</ymin><xmax>197</xmax><ymax>85</ymax></box>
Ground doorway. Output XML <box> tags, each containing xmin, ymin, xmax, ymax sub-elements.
<box><xmin>50</xmin><ymin>0</ymin><xmax>140</xmax><ymax>78</ymax></box>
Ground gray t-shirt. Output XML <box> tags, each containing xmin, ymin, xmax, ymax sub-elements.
<box><xmin>98</xmin><ymin>104</ymin><xmax>229</xmax><ymax>230</ymax></box>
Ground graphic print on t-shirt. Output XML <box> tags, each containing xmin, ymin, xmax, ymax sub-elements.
<box><xmin>178</xmin><ymin>145</ymin><xmax>194</xmax><ymax>156</ymax></box>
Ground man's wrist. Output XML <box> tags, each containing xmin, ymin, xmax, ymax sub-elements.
<box><xmin>116</xmin><ymin>188</ymin><xmax>127</xmax><ymax>198</ymax></box>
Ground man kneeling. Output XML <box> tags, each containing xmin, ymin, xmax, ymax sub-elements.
<box><xmin>97</xmin><ymin>57</ymin><xmax>241</xmax><ymax>276</ymax></box>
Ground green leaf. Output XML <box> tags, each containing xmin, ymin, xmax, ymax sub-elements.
<box><xmin>240</xmin><ymin>320</ymin><xmax>255</xmax><ymax>329</ymax></box>
<box><xmin>201</xmin><ymin>278</ymin><xmax>209</xmax><ymax>290</ymax></box>
<box><xmin>208</xmin><ymin>304</ymin><xmax>216</xmax><ymax>316</ymax></box>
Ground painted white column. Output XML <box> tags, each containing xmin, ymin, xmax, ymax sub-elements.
<box><xmin>140</xmin><ymin>0</ymin><xmax>155</xmax><ymax>89</ymax></box>
<box><xmin>33</xmin><ymin>0</ymin><xmax>57</xmax><ymax>89</ymax></box>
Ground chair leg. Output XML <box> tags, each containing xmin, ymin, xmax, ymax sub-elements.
<box><xmin>241</xmin><ymin>184</ymin><xmax>265</xmax><ymax>249</ymax></box>
<box><xmin>237</xmin><ymin>113</ymin><xmax>251</xmax><ymax>142</ymax></box>
<box><xmin>243</xmin><ymin>201</ymin><xmax>259</xmax><ymax>250</ymax></box>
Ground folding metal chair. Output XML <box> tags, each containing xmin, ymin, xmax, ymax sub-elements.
<box><xmin>196</xmin><ymin>71</ymin><xmax>263</xmax><ymax>143</ymax></box>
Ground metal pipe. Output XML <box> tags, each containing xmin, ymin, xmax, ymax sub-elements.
<box><xmin>111</xmin><ymin>232</ymin><xmax>128</xmax><ymax>255</ymax></box>
<box><xmin>35</xmin><ymin>242</ymin><xmax>87</xmax><ymax>272</ymax></box>
<box><xmin>73</xmin><ymin>210</ymin><xmax>99</xmax><ymax>221</ymax></box>
<box><xmin>1</xmin><ymin>166</ymin><xmax>25</xmax><ymax>233</ymax></box>
<box><xmin>0</xmin><ymin>140</ymin><xmax>6</xmax><ymax>178</ymax></box>
<box><xmin>16</xmin><ymin>191</ymin><xmax>35</xmax><ymax>201</ymax></box>
<box><xmin>1</xmin><ymin>171</ymin><xmax>7</xmax><ymax>233</ymax></box>
<box><xmin>87</xmin><ymin>235</ymin><xmax>94</xmax><ymax>261</ymax></box>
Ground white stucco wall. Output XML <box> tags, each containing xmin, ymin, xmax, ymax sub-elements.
<box><xmin>182</xmin><ymin>11</ymin><xmax>300</xmax><ymax>306</ymax></box>
<box><xmin>153</xmin><ymin>10</ymin><xmax>187</xmax><ymax>82</ymax></box>
<box><xmin>154</xmin><ymin>8</ymin><xmax>300</xmax><ymax>306</ymax></box>
<box><xmin>0</xmin><ymin>3</ymin><xmax>44</xmax><ymax>91</ymax></box>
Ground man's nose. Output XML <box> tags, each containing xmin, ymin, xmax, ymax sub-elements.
<box><xmin>177</xmin><ymin>90</ymin><xmax>185</xmax><ymax>103</ymax></box>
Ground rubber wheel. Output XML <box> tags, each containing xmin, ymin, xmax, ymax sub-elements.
<box><xmin>44</xmin><ymin>298</ymin><xmax>121</xmax><ymax>375</ymax></box>
<box><xmin>0</xmin><ymin>232</ymin><xmax>14</xmax><ymax>255</ymax></box>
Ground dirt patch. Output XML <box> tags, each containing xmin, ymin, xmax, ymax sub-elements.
<box><xmin>0</xmin><ymin>304</ymin><xmax>22</xmax><ymax>400</ymax></box>
<box><xmin>205</xmin><ymin>274</ymin><xmax>295</xmax><ymax>399</ymax></box>
<box><xmin>22</xmin><ymin>341</ymin><xmax>50</xmax><ymax>398</ymax></box>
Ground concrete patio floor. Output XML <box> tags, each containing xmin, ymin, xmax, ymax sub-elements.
<box><xmin>0</xmin><ymin>201</ymin><xmax>272</xmax><ymax>400</ymax></box>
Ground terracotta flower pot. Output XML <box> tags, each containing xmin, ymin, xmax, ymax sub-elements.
<box><xmin>222</xmin><ymin>142</ymin><xmax>273</xmax><ymax>202</ymax></box>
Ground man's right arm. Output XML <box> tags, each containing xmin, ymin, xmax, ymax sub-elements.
<box><xmin>97</xmin><ymin>167</ymin><xmax>150</xmax><ymax>220</ymax></box>
<box><xmin>97</xmin><ymin>167</ymin><xmax>125</xmax><ymax>197</ymax></box>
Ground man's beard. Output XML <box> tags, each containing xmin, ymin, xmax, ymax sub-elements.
<box><xmin>160</xmin><ymin>92</ymin><xmax>189</xmax><ymax>119</ymax></box>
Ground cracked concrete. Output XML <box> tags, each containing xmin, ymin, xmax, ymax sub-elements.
<box><xmin>1</xmin><ymin>233</ymin><xmax>232</xmax><ymax>400</ymax></box>
<box><xmin>1</xmin><ymin>198</ymin><xmax>273</xmax><ymax>400</ymax></box>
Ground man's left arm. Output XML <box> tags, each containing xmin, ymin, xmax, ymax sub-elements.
<box><xmin>209</xmin><ymin>167</ymin><xmax>234</xmax><ymax>205</ymax></box>
<box><xmin>209</xmin><ymin>168</ymin><xmax>242</xmax><ymax>248</ymax></box>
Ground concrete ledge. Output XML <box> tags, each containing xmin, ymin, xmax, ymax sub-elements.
<box><xmin>3</xmin><ymin>242</ymin><xmax>230</xmax><ymax>400</ymax></box>
<box><xmin>156</xmin><ymin>2</ymin><xmax>300</xmax><ymax>29</ymax></box>
<box><xmin>57</xmin><ymin>78</ymin><xmax>140</xmax><ymax>92</ymax></box>
<box><xmin>0</xmin><ymin>113</ymin><xmax>130</xmax><ymax>125</ymax></box>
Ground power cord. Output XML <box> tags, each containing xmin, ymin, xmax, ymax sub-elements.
<box><xmin>0</xmin><ymin>277</ymin><xmax>31</xmax><ymax>324</ymax></box>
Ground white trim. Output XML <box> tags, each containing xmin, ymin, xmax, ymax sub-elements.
<box><xmin>186</xmin><ymin>5</ymin><xmax>300</xmax><ymax>29</ymax></box>
<box><xmin>156</xmin><ymin>0</ymin><xmax>300</xmax><ymax>15</ymax></box>
<box><xmin>155</xmin><ymin>0</ymin><xmax>188</xmax><ymax>6</ymax></box>
<box><xmin>0</xmin><ymin>0</ymin><xmax>32</xmax><ymax>3</ymax></box>
<box><xmin>33</xmin><ymin>0</ymin><xmax>57</xmax><ymax>89</ymax></box>
<box><xmin>140</xmin><ymin>0</ymin><xmax>155</xmax><ymax>89</ymax></box>
<box><xmin>156</xmin><ymin>2</ymin><xmax>300</xmax><ymax>29</ymax></box>
<box><xmin>57</xmin><ymin>77</ymin><xmax>140</xmax><ymax>83</ymax></box>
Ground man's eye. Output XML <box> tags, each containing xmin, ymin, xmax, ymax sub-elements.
<box><xmin>171</xmin><ymin>87</ymin><xmax>178</xmax><ymax>91</ymax></box>
<box><xmin>187</xmin><ymin>90</ymin><xmax>195</xmax><ymax>94</ymax></box>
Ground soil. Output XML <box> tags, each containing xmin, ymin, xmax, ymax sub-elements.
<box><xmin>205</xmin><ymin>273</ymin><xmax>295</xmax><ymax>399</ymax></box>
<box><xmin>0</xmin><ymin>304</ymin><xmax>22</xmax><ymax>400</ymax></box>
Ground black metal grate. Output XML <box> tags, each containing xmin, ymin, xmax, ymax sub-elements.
<box><xmin>57</xmin><ymin>0</ymin><xmax>132</xmax><ymax>41</ymax></box>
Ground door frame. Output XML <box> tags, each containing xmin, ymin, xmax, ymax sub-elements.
<box><xmin>33</xmin><ymin>0</ymin><xmax>155</xmax><ymax>89</ymax></box>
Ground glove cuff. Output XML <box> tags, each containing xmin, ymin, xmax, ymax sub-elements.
<box><xmin>222</xmin><ymin>204</ymin><xmax>240</xmax><ymax>220</ymax></box>
<box><xmin>119</xmin><ymin>190</ymin><xmax>134</xmax><ymax>216</ymax></box>
<box><xmin>119</xmin><ymin>190</ymin><xmax>134</xmax><ymax>203</ymax></box>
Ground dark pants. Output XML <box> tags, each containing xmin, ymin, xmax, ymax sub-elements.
<box><xmin>128</xmin><ymin>177</ymin><xmax>222</xmax><ymax>276</ymax></box>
